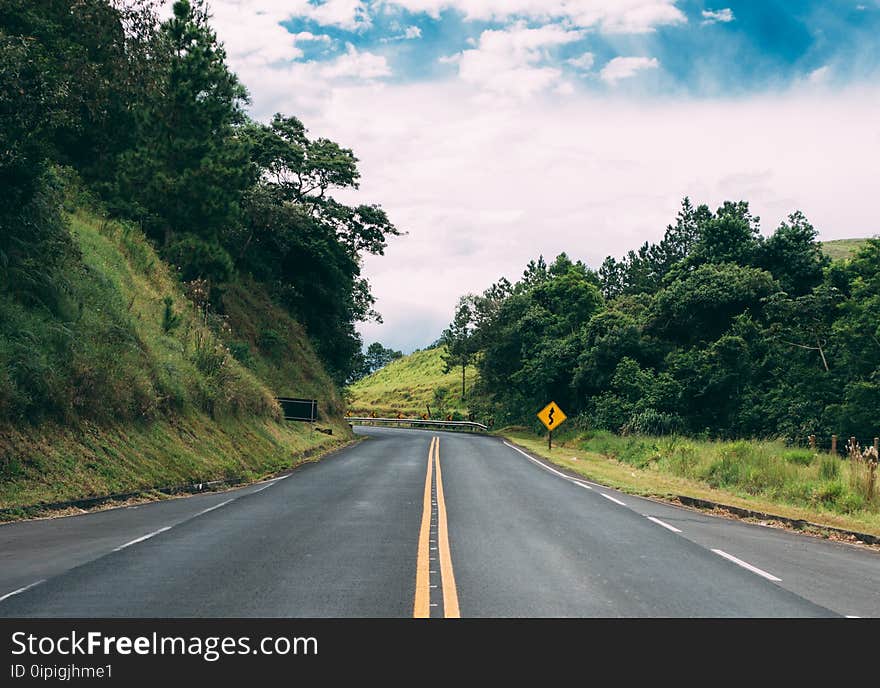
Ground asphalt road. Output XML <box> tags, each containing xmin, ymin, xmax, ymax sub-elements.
<box><xmin>1</xmin><ymin>427</ymin><xmax>878</xmax><ymax>617</ymax></box>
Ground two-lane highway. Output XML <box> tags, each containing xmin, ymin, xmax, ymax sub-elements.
<box><xmin>1</xmin><ymin>427</ymin><xmax>878</xmax><ymax>617</ymax></box>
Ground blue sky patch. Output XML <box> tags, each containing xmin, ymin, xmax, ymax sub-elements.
<box><xmin>275</xmin><ymin>0</ymin><xmax>880</xmax><ymax>95</ymax></box>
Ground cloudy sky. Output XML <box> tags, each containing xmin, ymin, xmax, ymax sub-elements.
<box><xmin>184</xmin><ymin>1</ymin><xmax>880</xmax><ymax>352</ymax></box>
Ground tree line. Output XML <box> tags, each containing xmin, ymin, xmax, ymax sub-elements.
<box><xmin>443</xmin><ymin>198</ymin><xmax>880</xmax><ymax>441</ymax></box>
<box><xmin>0</xmin><ymin>0</ymin><xmax>399</xmax><ymax>389</ymax></box>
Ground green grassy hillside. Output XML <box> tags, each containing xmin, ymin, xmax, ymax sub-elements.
<box><xmin>820</xmin><ymin>238</ymin><xmax>872</xmax><ymax>261</ymax></box>
<box><xmin>0</xmin><ymin>204</ymin><xmax>351</xmax><ymax>513</ymax></box>
<box><xmin>220</xmin><ymin>280</ymin><xmax>345</xmax><ymax>418</ymax></box>
<box><xmin>346</xmin><ymin>346</ymin><xmax>477</xmax><ymax>418</ymax></box>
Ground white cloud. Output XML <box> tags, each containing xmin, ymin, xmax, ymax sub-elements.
<box><xmin>567</xmin><ymin>52</ymin><xmax>595</xmax><ymax>71</ymax></box>
<box><xmin>319</xmin><ymin>43</ymin><xmax>392</xmax><ymax>79</ymax></box>
<box><xmin>380</xmin><ymin>1</ymin><xmax>687</xmax><ymax>33</ymax></box>
<box><xmin>380</xmin><ymin>24</ymin><xmax>423</xmax><ymax>41</ymax></box>
<box><xmin>324</xmin><ymin>83</ymin><xmax>880</xmax><ymax>351</ymax></box>
<box><xmin>193</xmin><ymin>1</ymin><xmax>305</xmax><ymax>66</ymax></box>
<box><xmin>306</xmin><ymin>0</ymin><xmax>371</xmax><ymax>30</ymax></box>
<box><xmin>599</xmin><ymin>56</ymin><xmax>659</xmax><ymax>84</ymax></box>
<box><xmin>701</xmin><ymin>8</ymin><xmax>735</xmax><ymax>24</ymax></box>
<box><xmin>808</xmin><ymin>65</ymin><xmax>831</xmax><ymax>84</ymax></box>
<box><xmin>185</xmin><ymin>3</ymin><xmax>388</xmax><ymax>116</ymax></box>
<box><xmin>448</xmin><ymin>22</ymin><xmax>584</xmax><ymax>97</ymax></box>
<box><xmin>293</xmin><ymin>31</ymin><xmax>333</xmax><ymax>42</ymax></box>
<box><xmin>191</xmin><ymin>3</ymin><xmax>880</xmax><ymax>353</ymax></box>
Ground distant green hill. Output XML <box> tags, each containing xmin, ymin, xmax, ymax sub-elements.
<box><xmin>820</xmin><ymin>238</ymin><xmax>872</xmax><ymax>261</ymax></box>
<box><xmin>346</xmin><ymin>346</ymin><xmax>477</xmax><ymax>419</ymax></box>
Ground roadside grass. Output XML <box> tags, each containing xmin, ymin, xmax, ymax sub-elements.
<box><xmin>501</xmin><ymin>428</ymin><xmax>880</xmax><ymax>537</ymax></box>
<box><xmin>1</xmin><ymin>202</ymin><xmax>353</xmax><ymax>516</ymax></box>
<box><xmin>0</xmin><ymin>412</ymin><xmax>352</xmax><ymax>513</ymax></box>
<box><xmin>219</xmin><ymin>280</ymin><xmax>345</xmax><ymax>418</ymax></box>
<box><xmin>0</xmin><ymin>207</ymin><xmax>278</xmax><ymax>423</ymax></box>
<box><xmin>346</xmin><ymin>346</ymin><xmax>477</xmax><ymax>418</ymax></box>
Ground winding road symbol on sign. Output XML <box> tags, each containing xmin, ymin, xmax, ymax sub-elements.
<box><xmin>537</xmin><ymin>401</ymin><xmax>566</xmax><ymax>431</ymax></box>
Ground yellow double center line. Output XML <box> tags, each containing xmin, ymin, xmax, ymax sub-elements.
<box><xmin>413</xmin><ymin>436</ymin><xmax>460</xmax><ymax>618</ymax></box>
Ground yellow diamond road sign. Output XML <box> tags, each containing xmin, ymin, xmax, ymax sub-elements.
<box><xmin>537</xmin><ymin>401</ymin><xmax>567</xmax><ymax>431</ymax></box>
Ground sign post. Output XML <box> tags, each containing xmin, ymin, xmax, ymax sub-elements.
<box><xmin>537</xmin><ymin>401</ymin><xmax>567</xmax><ymax>451</ymax></box>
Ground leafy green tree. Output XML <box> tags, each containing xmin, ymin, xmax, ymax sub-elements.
<box><xmin>475</xmin><ymin>254</ymin><xmax>602</xmax><ymax>422</ymax></box>
<box><xmin>0</xmin><ymin>0</ymin><xmax>160</xmax><ymax>195</ymax></box>
<box><xmin>349</xmin><ymin>342</ymin><xmax>403</xmax><ymax>382</ymax></box>
<box><xmin>648</xmin><ymin>197</ymin><xmax>707</xmax><ymax>276</ymax></box>
<box><xmin>756</xmin><ymin>211</ymin><xmax>829</xmax><ymax>296</ymax></box>
<box><xmin>454</xmin><ymin>196</ymin><xmax>879</xmax><ymax>440</ymax></box>
<box><xmin>647</xmin><ymin>263</ymin><xmax>777</xmax><ymax>345</ymax></box>
<box><xmin>229</xmin><ymin>114</ymin><xmax>400</xmax><ymax>384</ymax></box>
<box><xmin>116</xmin><ymin>0</ymin><xmax>252</xmax><ymax>253</ymax></box>
<box><xmin>441</xmin><ymin>296</ymin><xmax>478</xmax><ymax>399</ymax></box>
<box><xmin>572</xmin><ymin>306</ymin><xmax>654</xmax><ymax>400</ymax></box>
<box><xmin>688</xmin><ymin>201</ymin><xmax>761</xmax><ymax>268</ymax></box>
<box><xmin>598</xmin><ymin>256</ymin><xmax>625</xmax><ymax>299</ymax></box>
<box><xmin>366</xmin><ymin>342</ymin><xmax>402</xmax><ymax>371</ymax></box>
<box><xmin>828</xmin><ymin>239</ymin><xmax>880</xmax><ymax>430</ymax></box>
<box><xmin>764</xmin><ymin>287</ymin><xmax>841</xmax><ymax>373</ymax></box>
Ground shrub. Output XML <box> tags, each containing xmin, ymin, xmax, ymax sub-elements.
<box><xmin>664</xmin><ymin>440</ymin><xmax>700</xmax><ymax>478</ymax></box>
<box><xmin>162</xmin><ymin>297</ymin><xmax>181</xmax><ymax>333</ymax></box>
<box><xmin>838</xmin><ymin>493</ymin><xmax>865</xmax><ymax>514</ymax></box>
<box><xmin>819</xmin><ymin>453</ymin><xmax>840</xmax><ymax>480</ymax></box>
<box><xmin>848</xmin><ymin>454</ymin><xmax>878</xmax><ymax>506</ymax></box>
<box><xmin>782</xmin><ymin>449</ymin><xmax>815</xmax><ymax>466</ymax></box>
<box><xmin>706</xmin><ymin>455</ymin><xmax>743</xmax><ymax>488</ymax></box>
<box><xmin>164</xmin><ymin>234</ymin><xmax>234</xmax><ymax>283</ymax></box>
<box><xmin>227</xmin><ymin>340</ymin><xmax>253</xmax><ymax>367</ymax></box>
<box><xmin>815</xmin><ymin>481</ymin><xmax>845</xmax><ymax>507</ymax></box>
<box><xmin>623</xmin><ymin>409</ymin><xmax>683</xmax><ymax>436</ymax></box>
<box><xmin>258</xmin><ymin>328</ymin><xmax>284</xmax><ymax>355</ymax></box>
<box><xmin>591</xmin><ymin>393</ymin><xmax>630</xmax><ymax>432</ymax></box>
<box><xmin>191</xmin><ymin>330</ymin><xmax>228</xmax><ymax>377</ymax></box>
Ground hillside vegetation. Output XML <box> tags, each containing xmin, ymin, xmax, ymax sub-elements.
<box><xmin>0</xmin><ymin>200</ymin><xmax>350</xmax><ymax>512</ymax></box>
<box><xmin>440</xmin><ymin>199</ymin><xmax>880</xmax><ymax>444</ymax></box>
<box><xmin>821</xmin><ymin>238</ymin><xmax>871</xmax><ymax>261</ymax></box>
<box><xmin>346</xmin><ymin>346</ymin><xmax>477</xmax><ymax>418</ymax></box>
<box><xmin>0</xmin><ymin>1</ymin><xmax>404</xmax><ymax>513</ymax></box>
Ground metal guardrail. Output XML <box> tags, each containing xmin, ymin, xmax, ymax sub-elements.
<box><xmin>348</xmin><ymin>417</ymin><xmax>488</xmax><ymax>432</ymax></box>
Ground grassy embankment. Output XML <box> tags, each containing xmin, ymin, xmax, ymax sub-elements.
<box><xmin>346</xmin><ymin>346</ymin><xmax>477</xmax><ymax>418</ymax></box>
<box><xmin>0</xmin><ymin>206</ymin><xmax>352</xmax><ymax>515</ymax></box>
<box><xmin>504</xmin><ymin>428</ymin><xmax>880</xmax><ymax>537</ymax></box>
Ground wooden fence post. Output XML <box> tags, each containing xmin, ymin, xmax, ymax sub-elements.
<box><xmin>831</xmin><ymin>435</ymin><xmax>837</xmax><ymax>455</ymax></box>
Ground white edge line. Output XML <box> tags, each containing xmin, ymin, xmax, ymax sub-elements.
<box><xmin>113</xmin><ymin>526</ymin><xmax>172</xmax><ymax>552</ymax></box>
<box><xmin>251</xmin><ymin>482</ymin><xmax>276</xmax><ymax>494</ymax></box>
<box><xmin>0</xmin><ymin>579</ymin><xmax>46</xmax><ymax>603</ymax></box>
<box><xmin>195</xmin><ymin>498</ymin><xmax>233</xmax><ymax>517</ymax></box>
<box><xmin>601</xmin><ymin>493</ymin><xmax>627</xmax><ymax>506</ymax></box>
<box><xmin>712</xmin><ymin>549</ymin><xmax>782</xmax><ymax>582</ymax></box>
<box><xmin>647</xmin><ymin>516</ymin><xmax>682</xmax><ymax>533</ymax></box>
<box><xmin>503</xmin><ymin>441</ymin><xmax>595</xmax><ymax>488</ymax></box>
<box><xmin>846</xmin><ymin>615</ymin><xmax>861</xmax><ymax>619</ymax></box>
